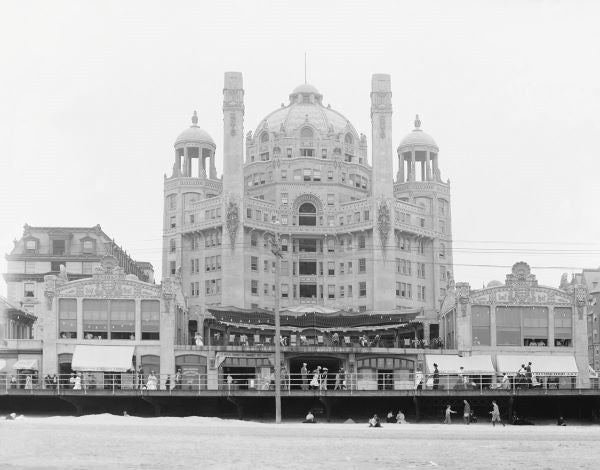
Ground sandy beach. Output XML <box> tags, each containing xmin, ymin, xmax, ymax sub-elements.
<box><xmin>1</xmin><ymin>414</ymin><xmax>599</xmax><ymax>469</ymax></box>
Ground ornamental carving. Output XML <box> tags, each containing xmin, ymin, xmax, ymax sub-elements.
<box><xmin>574</xmin><ymin>284</ymin><xmax>587</xmax><ymax>320</ymax></box>
<box><xmin>455</xmin><ymin>282</ymin><xmax>471</xmax><ymax>316</ymax></box>
<box><xmin>376</xmin><ymin>199</ymin><xmax>391</xmax><ymax>249</ymax></box>
<box><xmin>225</xmin><ymin>199</ymin><xmax>240</xmax><ymax>249</ymax></box>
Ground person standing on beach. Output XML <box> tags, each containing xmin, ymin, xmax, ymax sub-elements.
<box><xmin>444</xmin><ymin>405</ymin><xmax>456</xmax><ymax>424</ymax></box>
<box><xmin>463</xmin><ymin>400</ymin><xmax>471</xmax><ymax>424</ymax></box>
<box><xmin>490</xmin><ymin>400</ymin><xmax>505</xmax><ymax>427</ymax></box>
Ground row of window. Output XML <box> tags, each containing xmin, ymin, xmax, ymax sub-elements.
<box><xmin>58</xmin><ymin>299</ymin><xmax>160</xmax><ymax>340</ymax></box>
<box><xmin>24</xmin><ymin>238</ymin><xmax>96</xmax><ymax>255</ymax></box>
<box><xmin>190</xmin><ymin>279</ymin><xmax>223</xmax><ymax>296</ymax></box>
<box><xmin>395</xmin><ymin>282</ymin><xmax>427</xmax><ymax>301</ymax></box>
<box><xmin>395</xmin><ymin>260</ymin><xmax>428</xmax><ymax>278</ymax></box>
<box><xmin>250</xmin><ymin>281</ymin><xmax>369</xmax><ymax>298</ymax></box>
<box><xmin>249</xmin><ymin>257</ymin><xmax>368</xmax><ymax>276</ymax></box>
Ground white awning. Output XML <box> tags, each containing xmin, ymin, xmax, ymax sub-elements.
<box><xmin>71</xmin><ymin>345</ymin><xmax>134</xmax><ymax>372</ymax></box>
<box><xmin>12</xmin><ymin>358</ymin><xmax>38</xmax><ymax>370</ymax></box>
<box><xmin>0</xmin><ymin>359</ymin><xmax>7</xmax><ymax>371</ymax></box>
<box><xmin>496</xmin><ymin>355</ymin><xmax>579</xmax><ymax>376</ymax></box>
<box><xmin>425</xmin><ymin>354</ymin><xmax>495</xmax><ymax>374</ymax></box>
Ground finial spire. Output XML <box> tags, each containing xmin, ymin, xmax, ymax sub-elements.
<box><xmin>191</xmin><ymin>110</ymin><xmax>198</xmax><ymax>126</ymax></box>
<box><xmin>304</xmin><ymin>52</ymin><xmax>307</xmax><ymax>84</ymax></box>
<box><xmin>414</xmin><ymin>114</ymin><xmax>421</xmax><ymax>129</ymax></box>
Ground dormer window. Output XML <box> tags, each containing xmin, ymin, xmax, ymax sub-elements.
<box><xmin>25</xmin><ymin>239</ymin><xmax>37</xmax><ymax>252</ymax></box>
<box><xmin>82</xmin><ymin>240</ymin><xmax>94</xmax><ymax>254</ymax></box>
<box><xmin>345</xmin><ymin>133</ymin><xmax>354</xmax><ymax>145</ymax></box>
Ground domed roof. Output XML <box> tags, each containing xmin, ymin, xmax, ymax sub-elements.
<box><xmin>256</xmin><ymin>84</ymin><xmax>356</xmax><ymax>137</ymax></box>
<box><xmin>291</xmin><ymin>83</ymin><xmax>321</xmax><ymax>96</ymax></box>
<box><xmin>398</xmin><ymin>115</ymin><xmax>438</xmax><ymax>149</ymax></box>
<box><xmin>175</xmin><ymin>111</ymin><xmax>215</xmax><ymax>147</ymax></box>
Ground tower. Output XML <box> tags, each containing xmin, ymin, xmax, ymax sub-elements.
<box><xmin>370</xmin><ymin>74</ymin><xmax>396</xmax><ymax>311</ymax></box>
<box><xmin>221</xmin><ymin>72</ymin><xmax>246</xmax><ymax>308</ymax></box>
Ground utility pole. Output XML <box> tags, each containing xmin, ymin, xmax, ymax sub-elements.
<box><xmin>269</xmin><ymin>231</ymin><xmax>283</xmax><ymax>423</ymax></box>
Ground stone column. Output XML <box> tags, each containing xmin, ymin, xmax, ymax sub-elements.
<box><xmin>397</xmin><ymin>153</ymin><xmax>404</xmax><ymax>182</ymax></box>
<box><xmin>135</xmin><ymin>299</ymin><xmax>142</xmax><ymax>342</ymax></box>
<box><xmin>76</xmin><ymin>298</ymin><xmax>83</xmax><ymax>340</ymax></box>
<box><xmin>547</xmin><ymin>306</ymin><xmax>555</xmax><ymax>347</ymax></box>
<box><xmin>426</xmin><ymin>152</ymin><xmax>432</xmax><ymax>181</ymax></box>
<box><xmin>432</xmin><ymin>155</ymin><xmax>439</xmax><ymax>181</ymax></box>
<box><xmin>490</xmin><ymin>304</ymin><xmax>497</xmax><ymax>347</ymax></box>
<box><xmin>410</xmin><ymin>150</ymin><xmax>416</xmax><ymax>181</ymax></box>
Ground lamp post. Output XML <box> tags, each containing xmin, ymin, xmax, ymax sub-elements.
<box><xmin>269</xmin><ymin>231</ymin><xmax>283</xmax><ymax>423</ymax></box>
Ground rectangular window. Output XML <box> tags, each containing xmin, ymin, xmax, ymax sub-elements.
<box><xmin>319</xmin><ymin>262</ymin><xmax>323</xmax><ymax>276</ymax></box>
<box><xmin>52</xmin><ymin>239</ymin><xmax>66</xmax><ymax>255</ymax></box>
<box><xmin>170</xmin><ymin>261</ymin><xmax>176</xmax><ymax>275</ymax></box>
<box><xmin>417</xmin><ymin>285</ymin><xmax>426</xmax><ymax>301</ymax></box>
<box><xmin>281</xmin><ymin>284</ymin><xmax>289</xmax><ymax>298</ymax></box>
<box><xmin>281</xmin><ymin>193</ymin><xmax>288</xmax><ymax>205</ymax></box>
<box><xmin>439</xmin><ymin>220</ymin><xmax>445</xmax><ymax>233</ymax></box>
<box><xmin>82</xmin><ymin>240</ymin><xmax>94</xmax><ymax>253</ymax></box>
<box><xmin>251</xmin><ymin>256</ymin><xmax>258</xmax><ymax>272</ymax></box>
<box><xmin>348</xmin><ymin>261</ymin><xmax>353</xmax><ymax>274</ymax></box>
<box><xmin>24</xmin><ymin>282</ymin><xmax>35</xmax><ymax>297</ymax></box>
<box><xmin>417</xmin><ymin>263</ymin><xmax>425</xmax><ymax>278</ymax></box>
<box><xmin>110</xmin><ymin>300</ymin><xmax>135</xmax><ymax>339</ymax></box>
<box><xmin>496</xmin><ymin>306</ymin><xmax>522</xmax><ymax>346</ymax></box>
<box><xmin>327</xmin><ymin>284</ymin><xmax>335</xmax><ymax>299</ymax></box>
<box><xmin>358</xmin><ymin>235</ymin><xmax>366</xmax><ymax>249</ymax></box>
<box><xmin>25</xmin><ymin>239</ymin><xmax>37</xmax><ymax>252</ymax></box>
<box><xmin>141</xmin><ymin>300</ymin><xmax>160</xmax><ymax>340</ymax></box>
<box><xmin>263</xmin><ymin>283</ymin><xmax>269</xmax><ymax>295</ymax></box>
<box><xmin>247</xmin><ymin>208</ymin><xmax>252</xmax><ymax>219</ymax></box>
<box><xmin>170</xmin><ymin>216</ymin><xmax>176</xmax><ymax>228</ymax></box>
<box><xmin>418</xmin><ymin>239</ymin><xmax>425</xmax><ymax>255</ymax></box>
<box><xmin>251</xmin><ymin>280</ymin><xmax>258</xmax><ymax>295</ymax></box>
<box><xmin>354</xmin><ymin>212</ymin><xmax>361</xmax><ymax>223</ymax></box>
<box><xmin>313</xmin><ymin>170</ymin><xmax>321</xmax><ymax>181</ymax></box>
<box><xmin>328</xmin><ymin>215</ymin><xmax>334</xmax><ymax>227</ymax></box>
<box><xmin>281</xmin><ymin>216</ymin><xmax>288</xmax><ymax>225</ymax></box>
<box><xmin>322</xmin><ymin>148</ymin><xmax>327</xmax><ymax>159</ymax></box>
<box><xmin>471</xmin><ymin>305</ymin><xmax>491</xmax><ymax>346</ymax></box>
<box><xmin>170</xmin><ymin>239</ymin><xmax>176</xmax><ymax>253</ymax></box>
<box><xmin>293</xmin><ymin>169</ymin><xmax>302</xmax><ymax>181</ymax></box>
<box><xmin>339</xmin><ymin>263</ymin><xmax>344</xmax><ymax>275</ymax></box>
<box><xmin>303</xmin><ymin>168</ymin><xmax>312</xmax><ymax>181</ymax></box>
<box><xmin>554</xmin><ymin>307</ymin><xmax>573</xmax><ymax>346</ymax></box>
<box><xmin>82</xmin><ymin>262</ymin><xmax>94</xmax><ymax>275</ymax></box>
<box><xmin>359</xmin><ymin>281</ymin><xmax>367</xmax><ymax>297</ymax></box>
<box><xmin>190</xmin><ymin>214</ymin><xmax>195</xmax><ymax>224</ymax></box>
<box><xmin>523</xmin><ymin>307</ymin><xmax>548</xmax><ymax>346</ymax></box>
<box><xmin>359</xmin><ymin>306</ymin><xmax>367</xmax><ymax>312</ymax></box>
<box><xmin>328</xmin><ymin>261</ymin><xmax>335</xmax><ymax>276</ymax></box>
<box><xmin>327</xmin><ymin>170</ymin><xmax>333</xmax><ymax>180</ymax></box>
<box><xmin>348</xmin><ymin>285</ymin><xmax>353</xmax><ymax>297</ymax></box>
<box><xmin>327</xmin><ymin>194</ymin><xmax>335</xmax><ymax>206</ymax></box>
<box><xmin>419</xmin><ymin>218</ymin><xmax>425</xmax><ymax>228</ymax></box>
<box><xmin>339</xmin><ymin>286</ymin><xmax>345</xmax><ymax>297</ymax></box>
<box><xmin>359</xmin><ymin>258</ymin><xmax>366</xmax><ymax>273</ymax></box>
<box><xmin>281</xmin><ymin>169</ymin><xmax>287</xmax><ymax>180</ymax></box>
<box><xmin>287</xmin><ymin>148</ymin><xmax>292</xmax><ymax>157</ymax></box>
<box><xmin>363</xmin><ymin>210</ymin><xmax>369</xmax><ymax>221</ymax></box>
<box><xmin>82</xmin><ymin>299</ymin><xmax>109</xmax><ymax>339</ymax></box>
<box><xmin>58</xmin><ymin>298</ymin><xmax>77</xmax><ymax>339</ymax></box>
<box><xmin>300</xmin><ymin>148</ymin><xmax>314</xmax><ymax>157</ymax></box>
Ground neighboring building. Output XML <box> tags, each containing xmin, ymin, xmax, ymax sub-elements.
<box><xmin>559</xmin><ymin>268</ymin><xmax>600</xmax><ymax>372</ymax></box>
<box><xmin>0</xmin><ymin>295</ymin><xmax>41</xmax><ymax>387</ymax></box>
<box><xmin>42</xmin><ymin>255</ymin><xmax>186</xmax><ymax>388</ymax></box>
<box><xmin>440</xmin><ymin>262</ymin><xmax>590</xmax><ymax>388</ymax></box>
<box><xmin>163</xmin><ymin>73</ymin><xmax>453</xmax><ymax>343</ymax></box>
<box><xmin>3</xmin><ymin>224</ymin><xmax>154</xmax><ymax>338</ymax></box>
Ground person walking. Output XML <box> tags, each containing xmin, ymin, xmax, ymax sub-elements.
<box><xmin>433</xmin><ymin>363</ymin><xmax>440</xmax><ymax>390</ymax></box>
<box><xmin>463</xmin><ymin>400</ymin><xmax>471</xmax><ymax>424</ymax></box>
<box><xmin>490</xmin><ymin>400</ymin><xmax>506</xmax><ymax>427</ymax></box>
<box><xmin>300</xmin><ymin>363</ymin><xmax>308</xmax><ymax>390</ymax></box>
<box><xmin>334</xmin><ymin>370</ymin><xmax>342</xmax><ymax>390</ymax></box>
<box><xmin>526</xmin><ymin>362</ymin><xmax>533</xmax><ymax>388</ymax></box>
<box><xmin>310</xmin><ymin>367</ymin><xmax>320</xmax><ymax>390</ymax></box>
<box><xmin>444</xmin><ymin>404</ymin><xmax>456</xmax><ymax>424</ymax></box>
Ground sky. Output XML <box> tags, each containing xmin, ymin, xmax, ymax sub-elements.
<box><xmin>1</xmin><ymin>0</ymin><xmax>600</xmax><ymax>295</ymax></box>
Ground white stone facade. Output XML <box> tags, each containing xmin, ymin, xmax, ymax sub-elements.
<box><xmin>163</xmin><ymin>73</ymin><xmax>454</xmax><ymax>333</ymax></box>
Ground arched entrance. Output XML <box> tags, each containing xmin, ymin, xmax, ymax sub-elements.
<box><xmin>298</xmin><ymin>202</ymin><xmax>316</xmax><ymax>226</ymax></box>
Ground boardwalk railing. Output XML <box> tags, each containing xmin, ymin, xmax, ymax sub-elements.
<box><xmin>0</xmin><ymin>371</ymin><xmax>592</xmax><ymax>395</ymax></box>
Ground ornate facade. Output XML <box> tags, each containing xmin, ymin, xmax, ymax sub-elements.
<box><xmin>163</xmin><ymin>73</ymin><xmax>454</xmax><ymax>339</ymax></box>
<box><xmin>440</xmin><ymin>262</ymin><xmax>590</xmax><ymax>387</ymax></box>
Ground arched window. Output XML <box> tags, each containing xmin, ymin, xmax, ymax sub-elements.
<box><xmin>260</xmin><ymin>132</ymin><xmax>269</xmax><ymax>143</ymax></box>
<box><xmin>345</xmin><ymin>133</ymin><xmax>354</xmax><ymax>145</ymax></box>
<box><xmin>298</xmin><ymin>202</ymin><xmax>317</xmax><ymax>226</ymax></box>
<box><xmin>300</xmin><ymin>127</ymin><xmax>314</xmax><ymax>139</ymax></box>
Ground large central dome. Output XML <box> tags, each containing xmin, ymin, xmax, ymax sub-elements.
<box><xmin>255</xmin><ymin>83</ymin><xmax>358</xmax><ymax>137</ymax></box>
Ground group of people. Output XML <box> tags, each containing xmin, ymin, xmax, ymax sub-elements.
<box><xmin>300</xmin><ymin>364</ymin><xmax>347</xmax><ymax>391</ymax></box>
<box><xmin>444</xmin><ymin>400</ymin><xmax>505</xmax><ymax>426</ymax></box>
<box><xmin>369</xmin><ymin>411</ymin><xmax>407</xmax><ymax>427</ymax></box>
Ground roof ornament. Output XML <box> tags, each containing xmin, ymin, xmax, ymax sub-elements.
<box><xmin>414</xmin><ymin>114</ymin><xmax>421</xmax><ymax>130</ymax></box>
<box><xmin>191</xmin><ymin>111</ymin><xmax>198</xmax><ymax>127</ymax></box>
